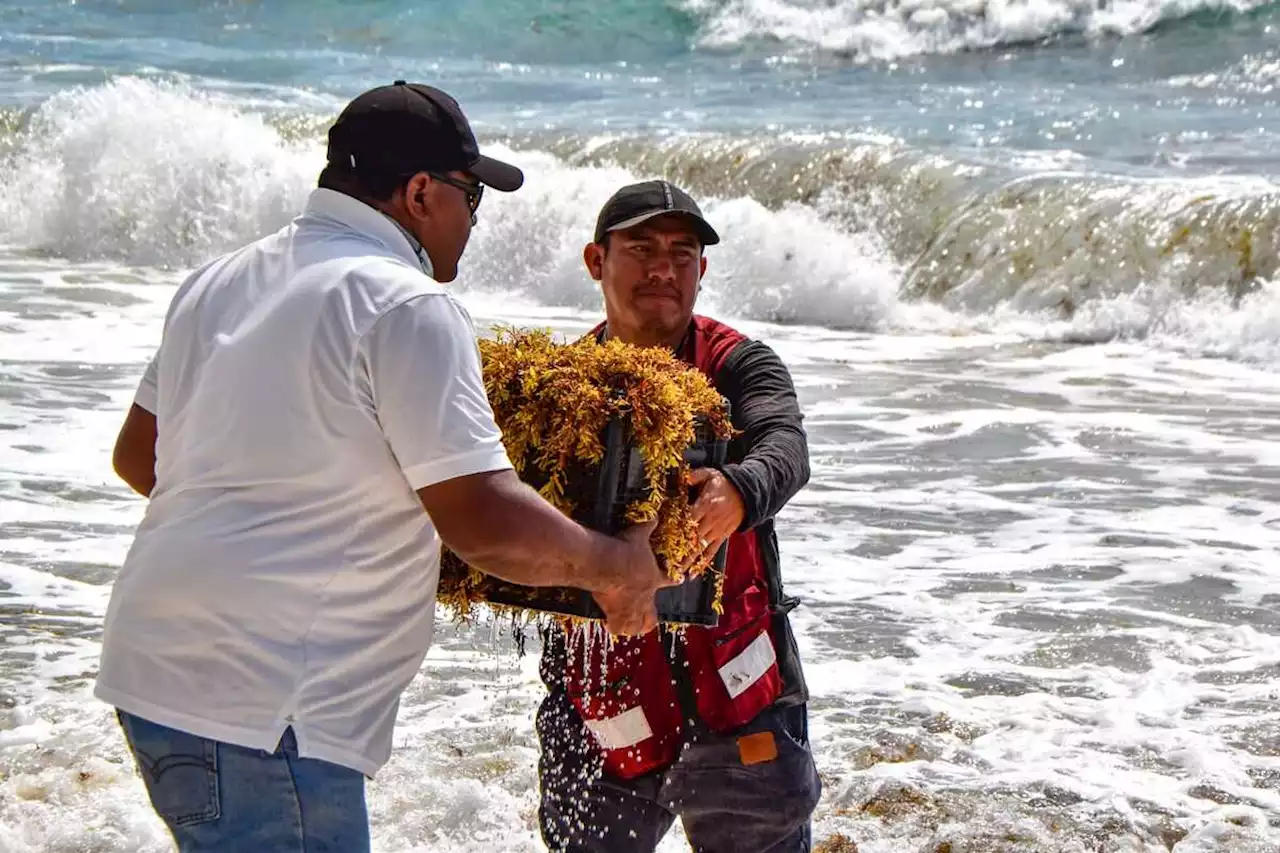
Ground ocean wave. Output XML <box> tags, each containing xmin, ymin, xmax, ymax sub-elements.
<box><xmin>532</xmin><ymin>132</ymin><xmax>1280</xmax><ymax>315</ymax></box>
<box><xmin>2</xmin><ymin>0</ymin><xmax>1271</xmax><ymax>80</ymax></box>
<box><xmin>0</xmin><ymin>77</ymin><xmax>315</xmax><ymax>268</ymax></box>
<box><xmin>1166</xmin><ymin>49</ymin><xmax>1280</xmax><ymax>93</ymax></box>
<box><xmin>683</xmin><ymin>0</ymin><xmax>1276</xmax><ymax>60</ymax></box>
<box><xmin>1038</xmin><ymin>277</ymin><xmax>1280</xmax><ymax>363</ymax></box>
<box><xmin>3</xmin><ymin>78</ymin><xmax>1280</xmax><ymax>364</ymax></box>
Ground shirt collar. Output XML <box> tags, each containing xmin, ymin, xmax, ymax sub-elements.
<box><xmin>301</xmin><ymin>188</ymin><xmax>435</xmax><ymax>278</ymax></box>
<box><xmin>598</xmin><ymin>319</ymin><xmax>697</xmax><ymax>362</ymax></box>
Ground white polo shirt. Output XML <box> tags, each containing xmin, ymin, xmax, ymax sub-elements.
<box><xmin>95</xmin><ymin>188</ymin><xmax>513</xmax><ymax>778</ymax></box>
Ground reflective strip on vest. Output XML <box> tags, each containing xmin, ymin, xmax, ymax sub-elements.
<box><xmin>584</xmin><ymin>706</ymin><xmax>654</xmax><ymax>750</ymax></box>
<box><xmin>718</xmin><ymin>631</ymin><xmax>778</xmax><ymax>699</ymax></box>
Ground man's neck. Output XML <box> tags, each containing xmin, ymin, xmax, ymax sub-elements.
<box><xmin>378</xmin><ymin>211</ymin><xmax>434</xmax><ymax>278</ymax></box>
<box><xmin>603</xmin><ymin>321</ymin><xmax>690</xmax><ymax>352</ymax></box>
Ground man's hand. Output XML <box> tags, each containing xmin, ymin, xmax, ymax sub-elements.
<box><xmin>682</xmin><ymin>467</ymin><xmax>747</xmax><ymax>572</ymax></box>
<box><xmin>591</xmin><ymin>519</ymin><xmax>673</xmax><ymax>637</ymax></box>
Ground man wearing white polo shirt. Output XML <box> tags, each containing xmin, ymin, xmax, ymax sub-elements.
<box><xmin>96</xmin><ymin>81</ymin><xmax>669</xmax><ymax>852</ymax></box>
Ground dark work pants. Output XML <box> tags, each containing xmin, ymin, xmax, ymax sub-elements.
<box><xmin>536</xmin><ymin>689</ymin><xmax>821</xmax><ymax>853</ymax></box>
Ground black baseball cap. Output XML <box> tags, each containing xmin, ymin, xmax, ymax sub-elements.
<box><xmin>327</xmin><ymin>80</ymin><xmax>523</xmax><ymax>192</ymax></box>
<box><xmin>593</xmin><ymin>180</ymin><xmax>720</xmax><ymax>246</ymax></box>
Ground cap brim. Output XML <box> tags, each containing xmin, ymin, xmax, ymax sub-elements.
<box><xmin>469</xmin><ymin>154</ymin><xmax>524</xmax><ymax>192</ymax></box>
<box><xmin>606</xmin><ymin>210</ymin><xmax>720</xmax><ymax>246</ymax></box>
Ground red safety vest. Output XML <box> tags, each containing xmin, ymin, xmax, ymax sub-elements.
<box><xmin>560</xmin><ymin>315</ymin><xmax>787</xmax><ymax>779</ymax></box>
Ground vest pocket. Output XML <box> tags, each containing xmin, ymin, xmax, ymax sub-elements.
<box><xmin>583</xmin><ymin>705</ymin><xmax>655</xmax><ymax>751</ymax></box>
<box><xmin>690</xmin><ymin>609</ymin><xmax>785</xmax><ymax>731</ymax></box>
<box><xmin>715</xmin><ymin>630</ymin><xmax>778</xmax><ymax>700</ymax></box>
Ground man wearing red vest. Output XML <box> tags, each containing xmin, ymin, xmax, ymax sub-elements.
<box><xmin>535</xmin><ymin>180</ymin><xmax>820</xmax><ymax>852</ymax></box>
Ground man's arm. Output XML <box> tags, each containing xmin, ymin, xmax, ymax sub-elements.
<box><xmin>113</xmin><ymin>404</ymin><xmax>157</xmax><ymax>497</ymax></box>
<box><xmin>416</xmin><ymin>469</ymin><xmax>649</xmax><ymax>593</ymax></box>
<box><xmin>112</xmin><ymin>351</ymin><xmax>160</xmax><ymax>497</ymax></box>
<box><xmin>362</xmin><ymin>289</ymin><xmax>667</xmax><ymax>634</ymax></box>
<box><xmin>714</xmin><ymin>339</ymin><xmax>811</xmax><ymax>530</ymax></box>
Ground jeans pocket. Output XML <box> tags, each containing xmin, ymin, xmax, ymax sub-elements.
<box><xmin>118</xmin><ymin>711</ymin><xmax>221</xmax><ymax>827</ymax></box>
<box><xmin>776</xmin><ymin>703</ymin><xmax>810</xmax><ymax>750</ymax></box>
<box><xmin>759</xmin><ymin>705</ymin><xmax>822</xmax><ymax>813</ymax></box>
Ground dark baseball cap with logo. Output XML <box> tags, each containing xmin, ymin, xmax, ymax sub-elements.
<box><xmin>593</xmin><ymin>180</ymin><xmax>720</xmax><ymax>247</ymax></box>
<box><xmin>326</xmin><ymin>80</ymin><xmax>523</xmax><ymax>192</ymax></box>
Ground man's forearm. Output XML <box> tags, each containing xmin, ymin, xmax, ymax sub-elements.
<box><xmin>721</xmin><ymin>425</ymin><xmax>809</xmax><ymax>529</ymax></box>
<box><xmin>422</xmin><ymin>470</ymin><xmax>624</xmax><ymax>592</ymax></box>
<box><xmin>717</xmin><ymin>341</ymin><xmax>811</xmax><ymax>529</ymax></box>
<box><xmin>460</xmin><ymin>485</ymin><xmax>617</xmax><ymax>590</ymax></box>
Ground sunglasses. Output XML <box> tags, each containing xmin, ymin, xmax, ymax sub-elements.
<box><xmin>427</xmin><ymin>172</ymin><xmax>483</xmax><ymax>216</ymax></box>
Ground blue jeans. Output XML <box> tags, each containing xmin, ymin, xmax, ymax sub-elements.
<box><xmin>116</xmin><ymin>710</ymin><xmax>369</xmax><ymax>852</ymax></box>
<box><xmin>537</xmin><ymin>691</ymin><xmax>821</xmax><ymax>853</ymax></box>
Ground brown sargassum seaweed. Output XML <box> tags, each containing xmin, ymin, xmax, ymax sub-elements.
<box><xmin>436</xmin><ymin>327</ymin><xmax>736</xmax><ymax>629</ymax></box>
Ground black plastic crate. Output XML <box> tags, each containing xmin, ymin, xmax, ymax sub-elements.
<box><xmin>441</xmin><ymin>411</ymin><xmax>729</xmax><ymax>627</ymax></box>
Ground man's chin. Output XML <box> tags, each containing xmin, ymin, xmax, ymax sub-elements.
<box><xmin>636</xmin><ymin>312</ymin><xmax>689</xmax><ymax>338</ymax></box>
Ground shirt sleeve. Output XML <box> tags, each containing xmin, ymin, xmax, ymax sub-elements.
<box><xmin>133</xmin><ymin>351</ymin><xmax>159</xmax><ymax>414</ymax></box>
<box><xmin>131</xmin><ymin>252</ymin><xmax>225</xmax><ymax>416</ymax></box>
<box><xmin>715</xmin><ymin>339</ymin><xmax>811</xmax><ymax>531</ymax></box>
<box><xmin>357</xmin><ymin>293</ymin><xmax>513</xmax><ymax>491</ymax></box>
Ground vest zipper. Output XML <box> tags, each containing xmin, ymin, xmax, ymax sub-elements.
<box><xmin>713</xmin><ymin>609</ymin><xmax>771</xmax><ymax>647</ymax></box>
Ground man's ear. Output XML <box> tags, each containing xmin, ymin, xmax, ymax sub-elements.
<box><xmin>583</xmin><ymin>242</ymin><xmax>605</xmax><ymax>281</ymax></box>
<box><xmin>402</xmin><ymin>172</ymin><xmax>433</xmax><ymax>219</ymax></box>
